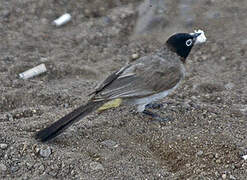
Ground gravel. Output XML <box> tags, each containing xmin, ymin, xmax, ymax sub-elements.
<box><xmin>39</xmin><ymin>147</ymin><xmax>52</xmax><ymax>158</ymax></box>
<box><xmin>196</xmin><ymin>150</ymin><xmax>203</xmax><ymax>156</ymax></box>
<box><xmin>0</xmin><ymin>164</ymin><xmax>7</xmax><ymax>172</ymax></box>
<box><xmin>90</xmin><ymin>162</ymin><xmax>104</xmax><ymax>171</ymax></box>
<box><xmin>0</xmin><ymin>144</ymin><xmax>8</xmax><ymax>150</ymax></box>
<box><xmin>1</xmin><ymin>0</ymin><xmax>247</xmax><ymax>179</ymax></box>
<box><xmin>101</xmin><ymin>140</ymin><xmax>118</xmax><ymax>148</ymax></box>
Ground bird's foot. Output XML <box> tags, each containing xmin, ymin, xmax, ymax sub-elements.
<box><xmin>142</xmin><ymin>109</ymin><xmax>172</xmax><ymax>123</ymax></box>
<box><xmin>145</xmin><ymin>103</ymin><xmax>163</xmax><ymax>109</ymax></box>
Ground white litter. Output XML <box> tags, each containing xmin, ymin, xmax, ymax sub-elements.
<box><xmin>52</xmin><ymin>13</ymin><xmax>71</xmax><ymax>27</ymax></box>
<box><xmin>242</xmin><ymin>154</ymin><xmax>247</xmax><ymax>160</ymax></box>
<box><xmin>19</xmin><ymin>63</ymin><xmax>47</xmax><ymax>79</ymax></box>
<box><xmin>191</xmin><ymin>29</ymin><xmax>207</xmax><ymax>44</ymax></box>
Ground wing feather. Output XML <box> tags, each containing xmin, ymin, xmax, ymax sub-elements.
<box><xmin>92</xmin><ymin>55</ymin><xmax>184</xmax><ymax>101</ymax></box>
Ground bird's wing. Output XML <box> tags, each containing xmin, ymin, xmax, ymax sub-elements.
<box><xmin>92</xmin><ymin>55</ymin><xmax>184</xmax><ymax>101</ymax></box>
<box><xmin>89</xmin><ymin>64</ymin><xmax>131</xmax><ymax>96</ymax></box>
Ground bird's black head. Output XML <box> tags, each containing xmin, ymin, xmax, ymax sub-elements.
<box><xmin>166</xmin><ymin>33</ymin><xmax>201</xmax><ymax>61</ymax></box>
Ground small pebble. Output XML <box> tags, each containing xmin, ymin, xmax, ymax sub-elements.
<box><xmin>185</xmin><ymin>163</ymin><xmax>190</xmax><ymax>167</ymax></box>
<box><xmin>26</xmin><ymin>162</ymin><xmax>32</xmax><ymax>169</ymax></box>
<box><xmin>39</xmin><ymin>165</ymin><xmax>45</xmax><ymax>172</ymax></box>
<box><xmin>201</xmin><ymin>55</ymin><xmax>207</xmax><ymax>60</ymax></box>
<box><xmin>39</xmin><ymin>147</ymin><xmax>52</xmax><ymax>158</ymax></box>
<box><xmin>230</xmin><ymin>175</ymin><xmax>236</xmax><ymax>180</ymax></box>
<box><xmin>216</xmin><ymin>159</ymin><xmax>221</xmax><ymax>163</ymax></box>
<box><xmin>41</xmin><ymin>18</ymin><xmax>48</xmax><ymax>25</ymax></box>
<box><xmin>101</xmin><ymin>140</ymin><xmax>118</xmax><ymax>148</ymax></box>
<box><xmin>10</xmin><ymin>166</ymin><xmax>19</xmax><ymax>173</ymax></box>
<box><xmin>90</xmin><ymin>162</ymin><xmax>104</xmax><ymax>171</ymax></box>
<box><xmin>2</xmin><ymin>10</ymin><xmax>10</xmax><ymax>18</ymax></box>
<box><xmin>40</xmin><ymin>57</ymin><xmax>49</xmax><ymax>62</ymax></box>
<box><xmin>234</xmin><ymin>163</ymin><xmax>242</xmax><ymax>169</ymax></box>
<box><xmin>6</xmin><ymin>113</ymin><xmax>13</xmax><ymax>121</ymax></box>
<box><xmin>224</xmin><ymin>82</ymin><xmax>234</xmax><ymax>90</ymax></box>
<box><xmin>222</xmin><ymin>173</ymin><xmax>227</xmax><ymax>179</ymax></box>
<box><xmin>221</xmin><ymin>56</ymin><xmax>226</xmax><ymax>60</ymax></box>
<box><xmin>35</xmin><ymin>147</ymin><xmax>40</xmax><ymax>154</ymax></box>
<box><xmin>4</xmin><ymin>154</ymin><xmax>8</xmax><ymax>159</ymax></box>
<box><xmin>196</xmin><ymin>150</ymin><xmax>203</xmax><ymax>156</ymax></box>
<box><xmin>209</xmin><ymin>154</ymin><xmax>214</xmax><ymax>159</ymax></box>
<box><xmin>241</xmin><ymin>39</ymin><xmax>247</xmax><ymax>45</ymax></box>
<box><xmin>0</xmin><ymin>143</ymin><xmax>8</xmax><ymax>150</ymax></box>
<box><xmin>0</xmin><ymin>163</ymin><xmax>7</xmax><ymax>172</ymax></box>
<box><xmin>215</xmin><ymin>171</ymin><xmax>220</xmax><ymax>177</ymax></box>
<box><xmin>131</xmin><ymin>53</ymin><xmax>140</xmax><ymax>60</ymax></box>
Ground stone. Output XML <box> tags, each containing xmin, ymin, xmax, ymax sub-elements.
<box><xmin>222</xmin><ymin>173</ymin><xmax>227</xmax><ymax>179</ymax></box>
<box><xmin>131</xmin><ymin>53</ymin><xmax>139</xmax><ymax>60</ymax></box>
<box><xmin>101</xmin><ymin>140</ymin><xmax>118</xmax><ymax>148</ymax></box>
<box><xmin>0</xmin><ymin>143</ymin><xmax>8</xmax><ymax>150</ymax></box>
<box><xmin>0</xmin><ymin>163</ymin><xmax>7</xmax><ymax>172</ymax></box>
<box><xmin>90</xmin><ymin>162</ymin><xmax>104</xmax><ymax>171</ymax></box>
<box><xmin>39</xmin><ymin>147</ymin><xmax>52</xmax><ymax>158</ymax></box>
<box><xmin>196</xmin><ymin>150</ymin><xmax>203</xmax><ymax>156</ymax></box>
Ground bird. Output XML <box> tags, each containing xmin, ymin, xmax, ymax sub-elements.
<box><xmin>35</xmin><ymin>30</ymin><xmax>206</xmax><ymax>142</ymax></box>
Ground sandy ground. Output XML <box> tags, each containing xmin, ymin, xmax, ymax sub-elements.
<box><xmin>0</xmin><ymin>0</ymin><xmax>247</xmax><ymax>179</ymax></box>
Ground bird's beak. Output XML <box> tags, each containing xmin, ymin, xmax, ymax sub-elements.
<box><xmin>192</xmin><ymin>33</ymin><xmax>201</xmax><ymax>40</ymax></box>
<box><xmin>191</xmin><ymin>33</ymin><xmax>202</xmax><ymax>44</ymax></box>
<box><xmin>190</xmin><ymin>30</ymin><xmax>207</xmax><ymax>45</ymax></box>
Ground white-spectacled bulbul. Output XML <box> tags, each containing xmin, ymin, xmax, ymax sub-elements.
<box><xmin>35</xmin><ymin>30</ymin><xmax>206</xmax><ymax>142</ymax></box>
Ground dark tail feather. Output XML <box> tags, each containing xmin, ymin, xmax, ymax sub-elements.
<box><xmin>35</xmin><ymin>100</ymin><xmax>104</xmax><ymax>142</ymax></box>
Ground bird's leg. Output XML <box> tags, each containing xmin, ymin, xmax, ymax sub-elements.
<box><xmin>136</xmin><ymin>104</ymin><xmax>171</xmax><ymax>122</ymax></box>
<box><xmin>142</xmin><ymin>109</ymin><xmax>171</xmax><ymax>123</ymax></box>
<box><xmin>145</xmin><ymin>103</ymin><xmax>163</xmax><ymax>109</ymax></box>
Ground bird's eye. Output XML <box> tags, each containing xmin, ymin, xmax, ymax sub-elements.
<box><xmin>186</xmin><ymin>39</ymin><xmax>193</xmax><ymax>46</ymax></box>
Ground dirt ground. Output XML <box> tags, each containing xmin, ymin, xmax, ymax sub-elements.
<box><xmin>1</xmin><ymin>0</ymin><xmax>247</xmax><ymax>179</ymax></box>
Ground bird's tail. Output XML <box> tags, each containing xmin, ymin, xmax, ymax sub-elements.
<box><xmin>35</xmin><ymin>100</ymin><xmax>104</xmax><ymax>142</ymax></box>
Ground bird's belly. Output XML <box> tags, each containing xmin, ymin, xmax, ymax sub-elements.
<box><xmin>133</xmin><ymin>82</ymin><xmax>180</xmax><ymax>106</ymax></box>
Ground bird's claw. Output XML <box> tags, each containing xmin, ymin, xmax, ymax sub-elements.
<box><xmin>145</xmin><ymin>103</ymin><xmax>163</xmax><ymax>109</ymax></box>
<box><xmin>150</xmin><ymin>116</ymin><xmax>172</xmax><ymax>123</ymax></box>
<box><xmin>142</xmin><ymin>109</ymin><xmax>172</xmax><ymax>123</ymax></box>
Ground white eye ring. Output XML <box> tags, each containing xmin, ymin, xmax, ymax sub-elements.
<box><xmin>186</xmin><ymin>39</ymin><xmax>193</xmax><ymax>46</ymax></box>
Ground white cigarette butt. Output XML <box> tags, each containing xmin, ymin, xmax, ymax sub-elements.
<box><xmin>19</xmin><ymin>64</ymin><xmax>47</xmax><ymax>79</ymax></box>
<box><xmin>52</xmin><ymin>13</ymin><xmax>71</xmax><ymax>27</ymax></box>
